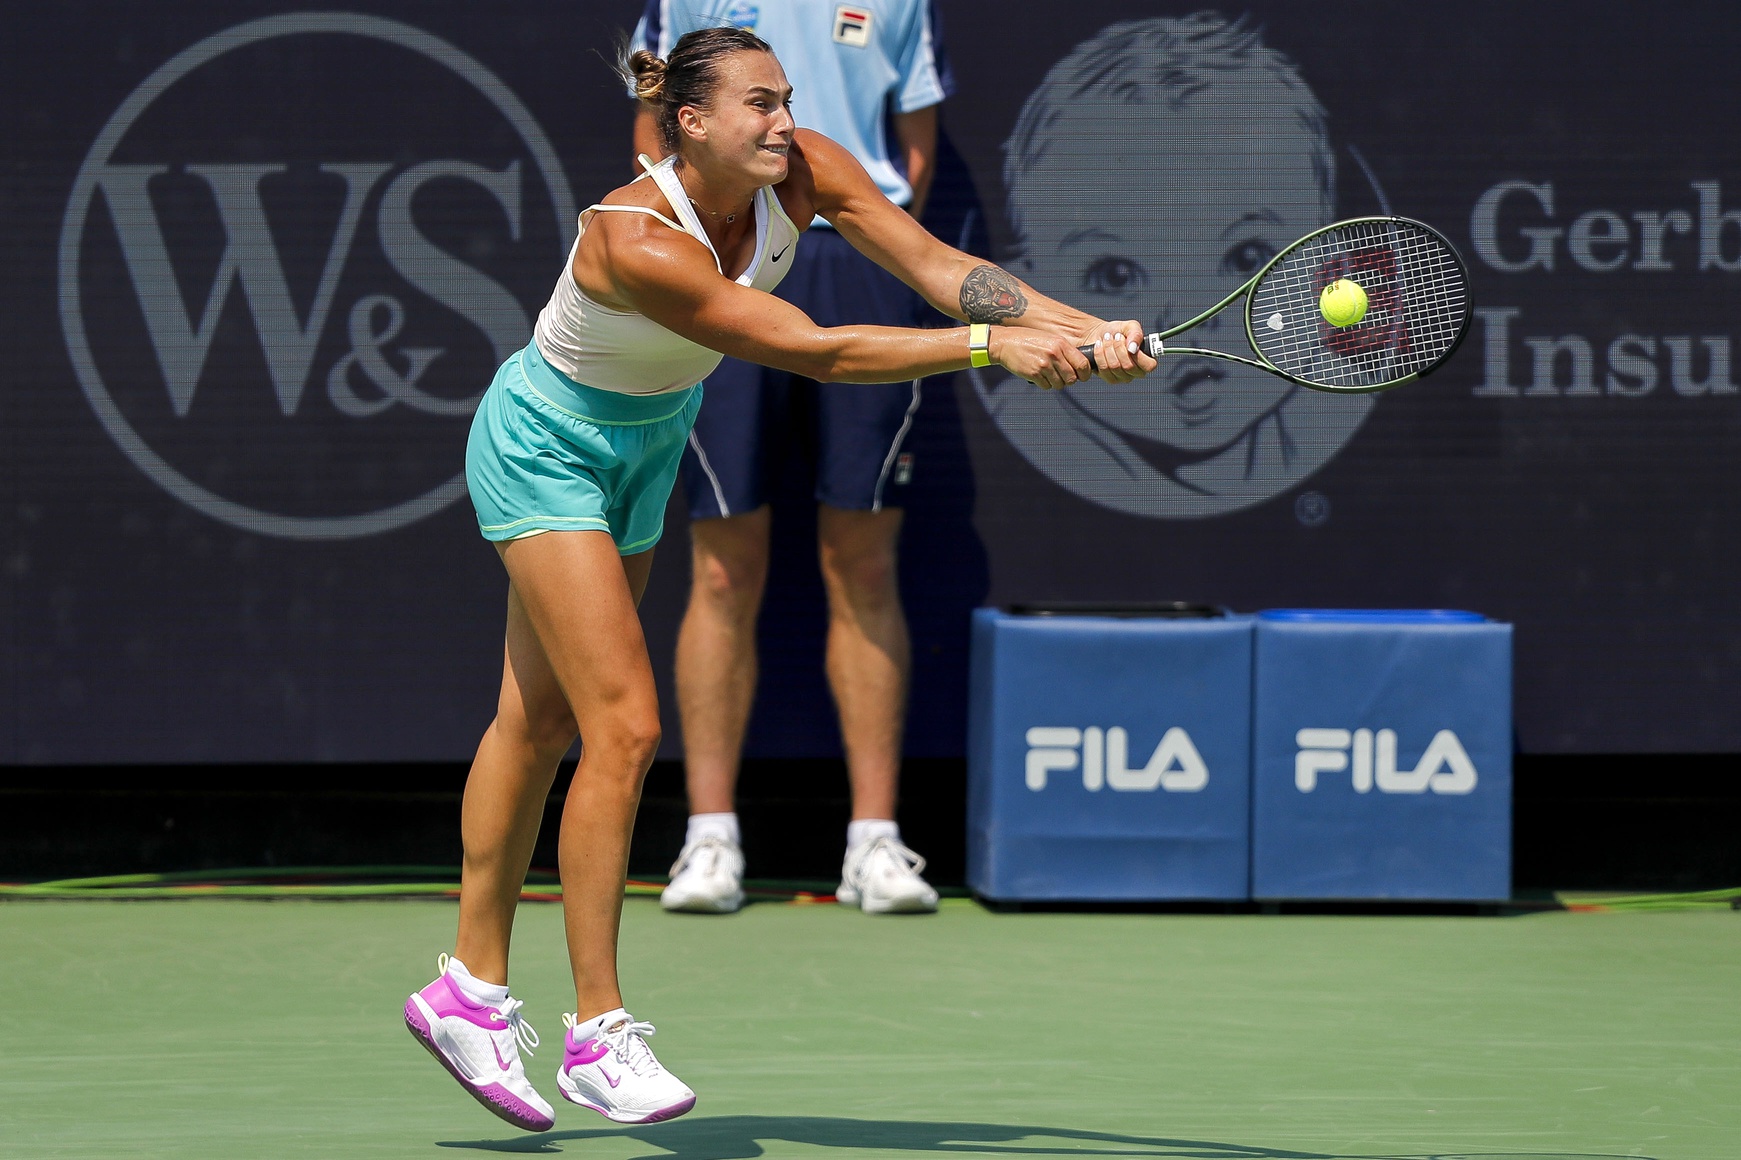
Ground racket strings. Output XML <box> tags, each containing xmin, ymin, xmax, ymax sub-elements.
<box><xmin>1250</xmin><ymin>220</ymin><xmax>1467</xmax><ymax>390</ymax></box>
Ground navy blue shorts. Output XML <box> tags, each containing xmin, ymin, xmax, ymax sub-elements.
<box><xmin>681</xmin><ymin>228</ymin><xmax>927</xmax><ymax>519</ymax></box>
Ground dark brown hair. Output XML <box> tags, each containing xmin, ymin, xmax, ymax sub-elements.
<box><xmin>627</xmin><ymin>27</ymin><xmax>774</xmax><ymax>152</ymax></box>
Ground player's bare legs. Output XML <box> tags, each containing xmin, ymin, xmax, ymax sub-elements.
<box><xmin>815</xmin><ymin>505</ymin><xmax>907</xmax><ymax>821</ymax></box>
<box><xmin>410</xmin><ymin>533</ymin><xmax>659</xmax><ymax>1130</ymax></box>
<box><xmin>471</xmin><ymin>534</ymin><xmax>695</xmax><ymax>1126</ymax></box>
<box><xmin>454</xmin><ymin>531</ymin><xmax>659</xmax><ymax>1016</ymax></box>
<box><xmin>674</xmin><ymin>507</ymin><xmax>771</xmax><ymax>815</ymax></box>
<box><xmin>450</xmin><ymin>583</ymin><xmax>576</xmax><ymax>986</ymax></box>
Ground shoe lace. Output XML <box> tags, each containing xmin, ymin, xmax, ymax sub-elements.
<box><xmin>491</xmin><ymin>995</ymin><xmax>541</xmax><ymax>1057</ymax></box>
<box><xmin>669</xmin><ymin>835</ymin><xmax>738</xmax><ymax>879</ymax></box>
<box><xmin>859</xmin><ymin>835</ymin><xmax>927</xmax><ymax>881</ymax></box>
<box><xmin>435</xmin><ymin>953</ymin><xmax>539</xmax><ymax>1056</ymax></box>
<box><xmin>566</xmin><ymin>1011</ymin><xmax>661</xmax><ymax>1076</ymax></box>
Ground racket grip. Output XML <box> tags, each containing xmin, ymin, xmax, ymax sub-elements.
<box><xmin>1080</xmin><ymin>333</ymin><xmax>1164</xmax><ymax>371</ymax></box>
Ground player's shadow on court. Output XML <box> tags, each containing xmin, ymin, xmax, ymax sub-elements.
<box><xmin>436</xmin><ymin>1115</ymin><xmax>1654</xmax><ymax>1160</ymax></box>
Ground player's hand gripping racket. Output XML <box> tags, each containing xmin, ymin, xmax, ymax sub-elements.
<box><xmin>1083</xmin><ymin>216</ymin><xmax>1471</xmax><ymax>393</ymax></box>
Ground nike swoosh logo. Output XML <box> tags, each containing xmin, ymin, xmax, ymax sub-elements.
<box><xmin>597</xmin><ymin>1063</ymin><xmax>623</xmax><ymax>1089</ymax></box>
<box><xmin>772</xmin><ymin>244</ymin><xmax>791</xmax><ymax>262</ymax></box>
<box><xmin>493</xmin><ymin>1041</ymin><xmax>512</xmax><ymax>1071</ymax></box>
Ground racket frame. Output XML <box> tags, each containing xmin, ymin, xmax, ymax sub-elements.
<box><xmin>1091</xmin><ymin>216</ymin><xmax>1472</xmax><ymax>394</ymax></box>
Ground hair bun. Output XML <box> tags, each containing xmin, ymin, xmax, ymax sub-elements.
<box><xmin>629</xmin><ymin>49</ymin><xmax>668</xmax><ymax>102</ymax></box>
<box><xmin>624</xmin><ymin>26</ymin><xmax>772</xmax><ymax>152</ymax></box>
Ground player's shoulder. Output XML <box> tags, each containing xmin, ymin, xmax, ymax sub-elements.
<box><xmin>785</xmin><ymin>129</ymin><xmax>861</xmax><ymax>192</ymax></box>
<box><xmin>790</xmin><ymin>128</ymin><xmax>852</xmax><ymax>173</ymax></box>
<box><xmin>589</xmin><ymin>182</ymin><xmax>707</xmax><ymax>261</ymax></box>
<box><xmin>593</xmin><ymin>179</ymin><xmax>667</xmax><ymax>227</ymax></box>
<box><xmin>784</xmin><ymin>129</ymin><xmax>880</xmax><ymax>219</ymax></box>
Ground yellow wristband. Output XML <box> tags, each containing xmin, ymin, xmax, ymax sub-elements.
<box><xmin>968</xmin><ymin>323</ymin><xmax>991</xmax><ymax>368</ymax></box>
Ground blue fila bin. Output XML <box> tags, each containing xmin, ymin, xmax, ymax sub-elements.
<box><xmin>1251</xmin><ymin>610</ymin><xmax>1513</xmax><ymax>901</ymax></box>
<box><xmin>967</xmin><ymin>607</ymin><xmax>1252</xmax><ymax>901</ymax></box>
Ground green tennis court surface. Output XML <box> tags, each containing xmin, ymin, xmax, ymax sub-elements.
<box><xmin>2</xmin><ymin>898</ymin><xmax>1734</xmax><ymax>1159</ymax></box>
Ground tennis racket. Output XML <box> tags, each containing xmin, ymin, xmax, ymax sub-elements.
<box><xmin>1082</xmin><ymin>216</ymin><xmax>1470</xmax><ymax>394</ymax></box>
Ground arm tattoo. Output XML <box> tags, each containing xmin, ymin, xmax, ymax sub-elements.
<box><xmin>959</xmin><ymin>264</ymin><xmax>1028</xmax><ymax>323</ymax></box>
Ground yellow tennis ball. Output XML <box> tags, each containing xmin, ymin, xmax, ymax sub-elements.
<box><xmin>1320</xmin><ymin>279</ymin><xmax>1368</xmax><ymax>328</ymax></box>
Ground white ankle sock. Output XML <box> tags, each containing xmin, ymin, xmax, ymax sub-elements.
<box><xmin>847</xmin><ymin>818</ymin><xmax>900</xmax><ymax>851</ymax></box>
<box><xmin>686</xmin><ymin>811</ymin><xmax>740</xmax><ymax>847</ymax></box>
<box><xmin>445</xmin><ymin>956</ymin><xmax>510</xmax><ymax>1007</ymax></box>
<box><xmin>568</xmin><ymin>1006</ymin><xmax>630</xmax><ymax>1043</ymax></box>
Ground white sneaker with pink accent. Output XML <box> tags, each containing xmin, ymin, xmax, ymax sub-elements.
<box><xmin>404</xmin><ymin>955</ymin><xmax>554</xmax><ymax>1132</ymax></box>
<box><xmin>556</xmin><ymin>1007</ymin><xmax>696</xmax><ymax>1124</ymax></box>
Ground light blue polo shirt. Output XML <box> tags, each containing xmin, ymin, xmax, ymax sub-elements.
<box><xmin>630</xmin><ymin>0</ymin><xmax>954</xmax><ymax>212</ymax></box>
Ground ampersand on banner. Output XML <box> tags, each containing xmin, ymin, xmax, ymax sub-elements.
<box><xmin>327</xmin><ymin>295</ymin><xmax>478</xmax><ymax>417</ymax></box>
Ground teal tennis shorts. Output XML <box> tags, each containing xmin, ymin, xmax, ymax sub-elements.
<box><xmin>466</xmin><ymin>342</ymin><xmax>702</xmax><ymax>553</ymax></box>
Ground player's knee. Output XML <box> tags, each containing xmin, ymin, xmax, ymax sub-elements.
<box><xmin>510</xmin><ymin>708</ymin><xmax>578</xmax><ymax>762</ymax></box>
<box><xmin>629</xmin><ymin>731</ymin><xmax>662</xmax><ymax>775</ymax></box>
<box><xmin>625</xmin><ymin>713</ymin><xmax>662</xmax><ymax>764</ymax></box>
<box><xmin>596</xmin><ymin>712</ymin><xmax>662</xmax><ymax>773</ymax></box>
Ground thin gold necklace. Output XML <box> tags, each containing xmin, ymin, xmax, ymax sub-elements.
<box><xmin>691</xmin><ymin>201</ymin><xmax>738</xmax><ymax>225</ymax></box>
<box><xmin>687</xmin><ymin>196</ymin><xmax>747</xmax><ymax>225</ymax></box>
<box><xmin>676</xmin><ymin>170</ymin><xmax>748</xmax><ymax>225</ymax></box>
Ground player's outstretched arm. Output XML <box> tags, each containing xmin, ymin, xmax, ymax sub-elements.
<box><xmin>595</xmin><ymin>209</ymin><xmax>1092</xmax><ymax>389</ymax></box>
<box><xmin>792</xmin><ymin>129</ymin><xmax>1155</xmax><ymax>383</ymax></box>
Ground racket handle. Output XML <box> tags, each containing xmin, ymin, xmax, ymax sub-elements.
<box><xmin>1080</xmin><ymin>333</ymin><xmax>1164</xmax><ymax>371</ymax></box>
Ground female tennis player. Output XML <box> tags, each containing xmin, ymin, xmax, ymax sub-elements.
<box><xmin>403</xmin><ymin>25</ymin><xmax>1155</xmax><ymax>1131</ymax></box>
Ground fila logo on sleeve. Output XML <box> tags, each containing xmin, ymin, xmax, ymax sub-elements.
<box><xmin>1024</xmin><ymin>727</ymin><xmax>1208</xmax><ymax>793</ymax></box>
<box><xmin>1293</xmin><ymin>729</ymin><xmax>1479</xmax><ymax>795</ymax></box>
<box><xmin>833</xmin><ymin>6</ymin><xmax>872</xmax><ymax>47</ymax></box>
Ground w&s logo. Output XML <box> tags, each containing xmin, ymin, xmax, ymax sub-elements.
<box><xmin>58</xmin><ymin>14</ymin><xmax>575</xmax><ymax>538</ymax></box>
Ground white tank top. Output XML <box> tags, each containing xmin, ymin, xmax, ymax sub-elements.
<box><xmin>532</xmin><ymin>155</ymin><xmax>802</xmax><ymax>395</ymax></box>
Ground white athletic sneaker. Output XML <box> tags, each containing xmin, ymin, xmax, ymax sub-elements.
<box><xmin>404</xmin><ymin>955</ymin><xmax>556</xmax><ymax>1131</ymax></box>
<box><xmin>837</xmin><ymin>835</ymin><xmax>940</xmax><ymax>914</ymax></box>
<box><xmin>556</xmin><ymin>1009</ymin><xmax>697</xmax><ymax>1124</ymax></box>
<box><xmin>660</xmin><ymin>835</ymin><xmax>745</xmax><ymax>913</ymax></box>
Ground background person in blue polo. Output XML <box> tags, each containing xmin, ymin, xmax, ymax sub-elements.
<box><xmin>630</xmin><ymin>1</ymin><xmax>953</xmax><ymax>915</ymax></box>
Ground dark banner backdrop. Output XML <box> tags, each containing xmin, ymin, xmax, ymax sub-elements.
<box><xmin>4</xmin><ymin>2</ymin><xmax>1737</xmax><ymax>764</ymax></box>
